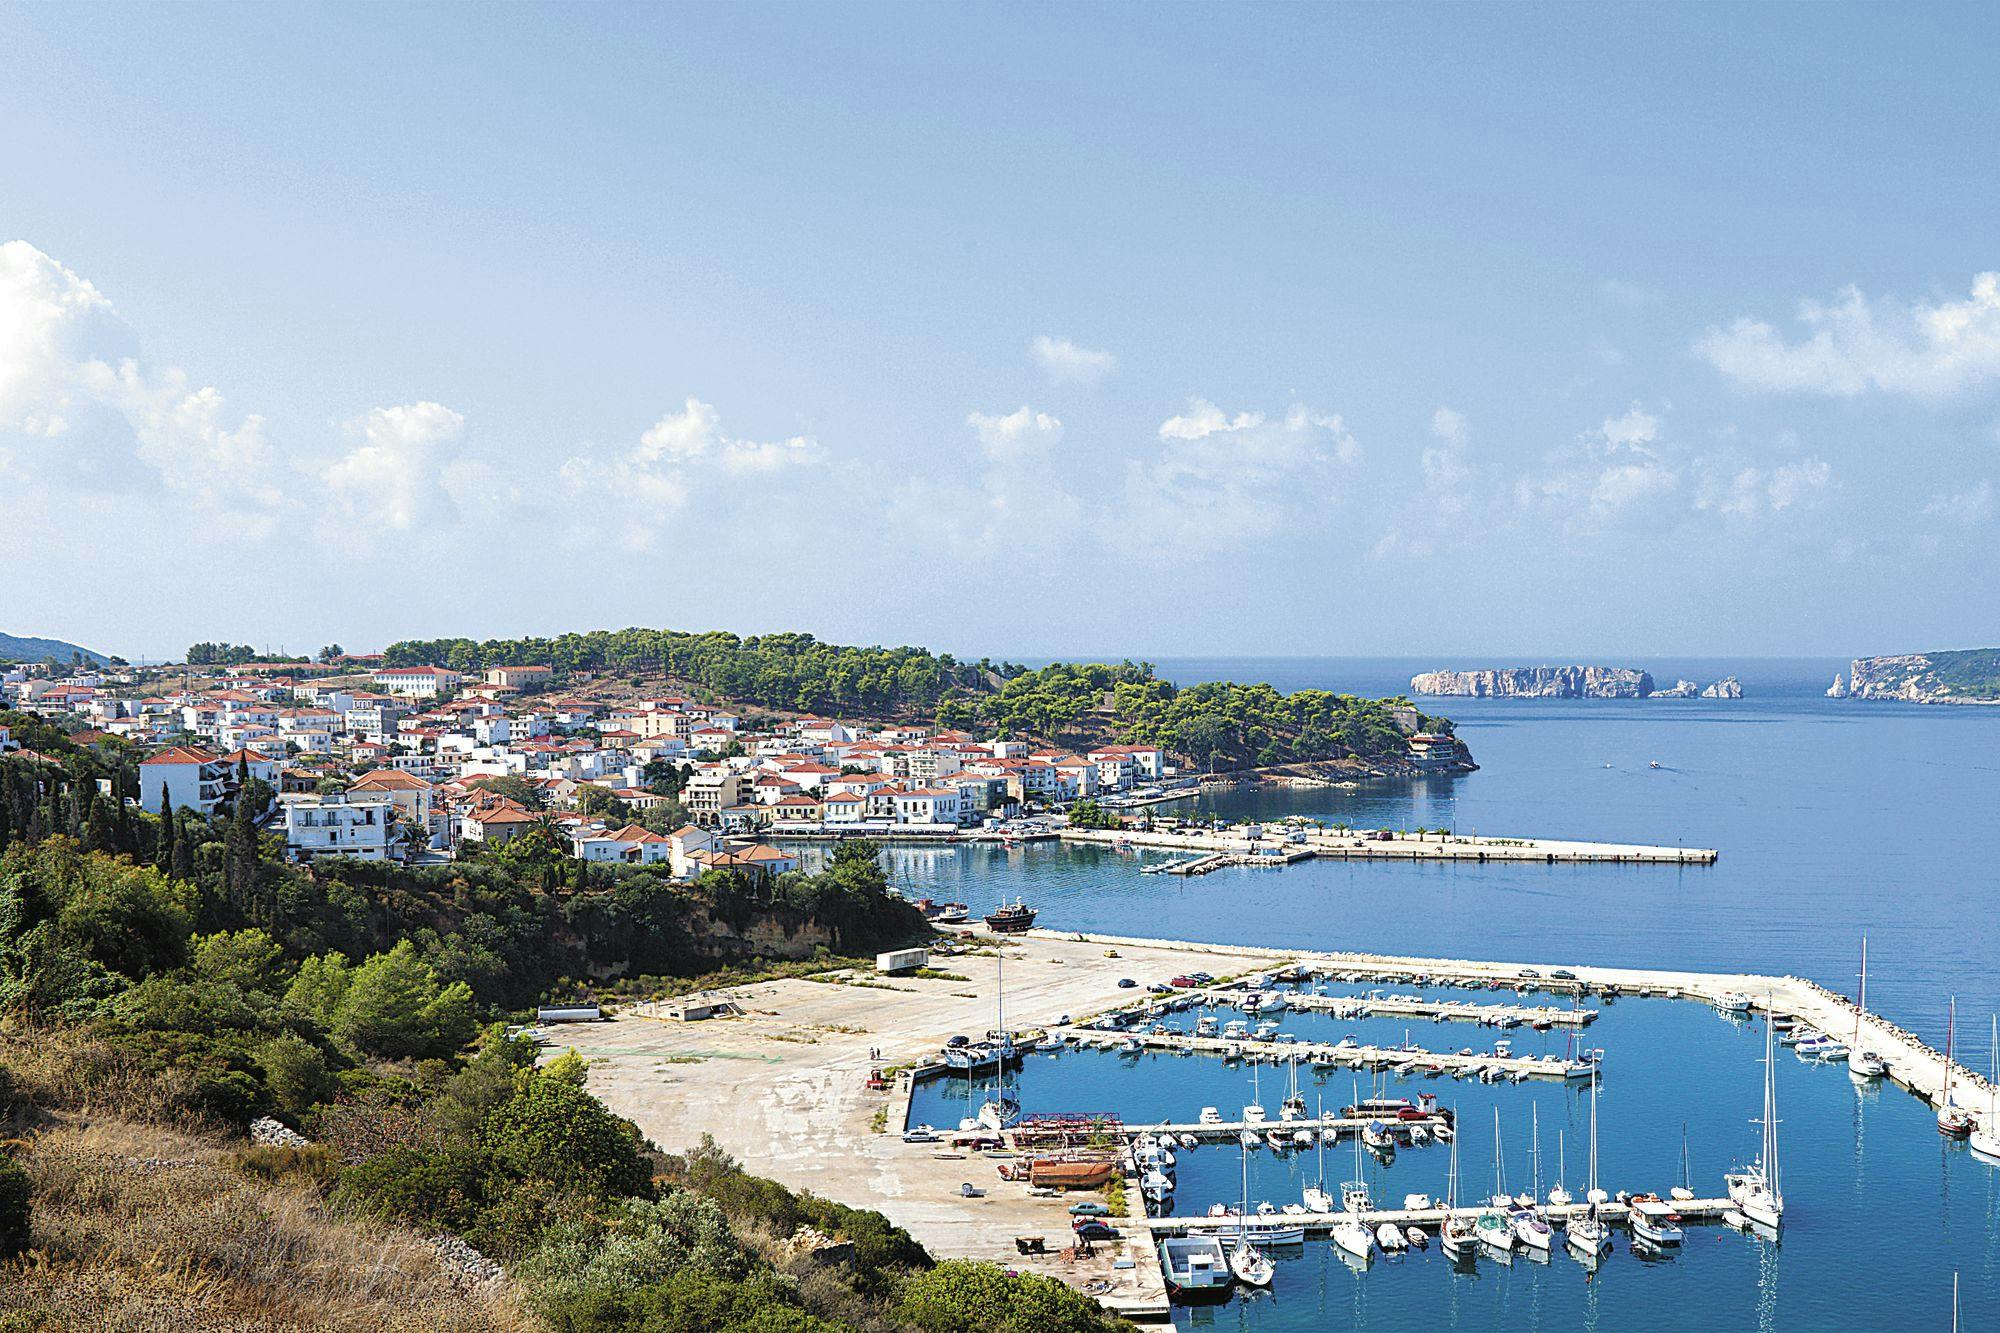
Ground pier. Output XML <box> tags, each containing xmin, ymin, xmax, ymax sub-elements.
<box><xmin>1138</xmin><ymin>1196</ymin><xmax>1740</xmax><ymax>1235</ymax></box>
<box><xmin>1059</xmin><ymin>1027</ymin><xmax>1586</xmax><ymax>1081</ymax></box>
<box><xmin>1065</xmin><ymin>823</ymin><xmax>1718</xmax><ymax>865</ymax></box>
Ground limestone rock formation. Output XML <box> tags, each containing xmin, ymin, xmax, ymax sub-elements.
<box><xmin>1700</xmin><ymin>676</ymin><xmax>1744</xmax><ymax>699</ymax></box>
<box><xmin>1409</xmin><ymin>666</ymin><xmax>1654</xmax><ymax>699</ymax></box>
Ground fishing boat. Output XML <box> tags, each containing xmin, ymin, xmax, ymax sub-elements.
<box><xmin>1725</xmin><ymin>1011</ymin><xmax>1785</xmax><ymax>1229</ymax></box>
<box><xmin>1362</xmin><ymin>1120</ymin><xmax>1396</xmax><ymax>1154</ymax></box>
<box><xmin>1629</xmin><ymin>1197</ymin><xmax>1685</xmax><ymax>1245</ymax></box>
<box><xmin>921</xmin><ymin>900</ymin><xmax>970</xmax><ymax>924</ymax></box>
<box><xmin>1971</xmin><ymin>1017</ymin><xmax>2000</xmax><ymax>1165</ymax></box>
<box><xmin>1848</xmin><ymin>937</ymin><xmax>1888</xmax><ymax>1080</ymax></box>
<box><xmin>1440</xmin><ymin>1121</ymin><xmax>1480</xmax><ymax>1260</ymax></box>
<box><xmin>1939</xmin><ymin>998</ymin><xmax>1977</xmax><ymax>1138</ymax></box>
<box><xmin>1567</xmin><ymin>1066</ymin><xmax>1613</xmax><ymax>1258</ymax></box>
<box><xmin>1405</xmin><ymin>1225</ymin><xmax>1428</xmax><ymax>1248</ymax></box>
<box><xmin>982</xmin><ymin>898</ymin><xmax>1037</xmax><ymax>934</ymax></box>
<box><xmin>1158</xmin><ymin>1234</ymin><xmax>1233</xmax><ymax>1299</ymax></box>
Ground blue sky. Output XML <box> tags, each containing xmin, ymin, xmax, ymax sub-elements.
<box><xmin>2</xmin><ymin>3</ymin><xmax>1997</xmax><ymax>662</ymax></box>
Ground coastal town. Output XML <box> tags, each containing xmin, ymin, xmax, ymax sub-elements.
<box><xmin>0</xmin><ymin>652</ymin><xmax>1467</xmax><ymax>877</ymax></box>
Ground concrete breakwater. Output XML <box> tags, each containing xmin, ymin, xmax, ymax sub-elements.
<box><xmin>1066</xmin><ymin>824</ymin><xmax>1718</xmax><ymax>866</ymax></box>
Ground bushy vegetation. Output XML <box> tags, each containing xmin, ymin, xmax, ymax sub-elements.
<box><xmin>382</xmin><ymin>628</ymin><xmax>1015</xmax><ymax>717</ymax></box>
<box><xmin>0</xmin><ymin>742</ymin><xmax>1129</xmax><ymax>1330</ymax></box>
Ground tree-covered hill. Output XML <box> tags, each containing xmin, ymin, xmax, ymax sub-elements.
<box><xmin>381</xmin><ymin>627</ymin><xmax>1463</xmax><ymax>772</ymax></box>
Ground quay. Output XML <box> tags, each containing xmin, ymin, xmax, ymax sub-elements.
<box><xmin>554</xmin><ymin>925</ymin><xmax>1992</xmax><ymax>1324</ymax></box>
<box><xmin>1253</xmin><ymin>987</ymin><xmax>1596</xmax><ymax>1029</ymax></box>
<box><xmin>1060</xmin><ymin>1028</ymin><xmax>1584</xmax><ymax>1080</ymax></box>
<box><xmin>1065</xmin><ymin>823</ymin><xmax>1718</xmax><ymax>865</ymax></box>
<box><xmin>1006</xmin><ymin>1112</ymin><xmax>1452</xmax><ymax>1146</ymax></box>
<box><xmin>1138</xmin><ymin>1196</ymin><xmax>1739</xmax><ymax>1235</ymax></box>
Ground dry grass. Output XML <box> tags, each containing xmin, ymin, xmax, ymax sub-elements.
<box><xmin>0</xmin><ymin>1119</ymin><xmax>535</xmax><ymax>1332</ymax></box>
<box><xmin>1</xmin><ymin>1027</ymin><xmax>217</xmax><ymax>1129</ymax></box>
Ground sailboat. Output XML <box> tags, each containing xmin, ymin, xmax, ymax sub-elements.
<box><xmin>1547</xmin><ymin>1128</ymin><xmax>1572</xmax><ymax>1206</ymax></box>
<box><xmin>1511</xmin><ymin>1104</ymin><xmax>1552</xmax><ymax>1250</ymax></box>
<box><xmin>974</xmin><ymin>950</ymin><xmax>1020</xmax><ymax>1129</ymax></box>
<box><xmin>1969</xmin><ymin>1016</ymin><xmax>2000</xmax><ymax>1165</ymax></box>
<box><xmin>1229</xmin><ymin>1137</ymin><xmax>1275</xmax><ymax>1287</ymax></box>
<box><xmin>1566</xmin><ymin>1065</ymin><xmax>1612</xmax><ymax>1257</ymax></box>
<box><xmin>1670</xmin><ymin>1123</ymin><xmax>1696</xmax><ymax>1201</ymax></box>
<box><xmin>1439</xmin><ymin>1112</ymin><xmax>1480</xmax><ymax>1259</ymax></box>
<box><xmin>1243</xmin><ymin>1063</ymin><xmax>1267</xmax><ymax>1125</ymax></box>
<box><xmin>1331</xmin><ymin>1095</ymin><xmax>1375</xmax><ymax>1259</ymax></box>
<box><xmin>1303</xmin><ymin>1094</ymin><xmax>1337</xmax><ymax>1212</ymax></box>
<box><xmin>1938</xmin><ymin>997</ymin><xmax>1976</xmax><ymax>1138</ymax></box>
<box><xmin>1725</xmin><ymin>1009</ymin><xmax>1784</xmax><ymax>1229</ymax></box>
<box><xmin>1281</xmin><ymin>1060</ymin><xmax>1307</xmax><ymax>1121</ymax></box>
<box><xmin>1848</xmin><ymin>937</ymin><xmax>1888</xmax><ymax>1079</ymax></box>
<box><xmin>1476</xmin><ymin>1108</ymin><xmax>1518</xmax><ymax>1252</ymax></box>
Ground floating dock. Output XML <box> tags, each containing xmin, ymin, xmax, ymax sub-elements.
<box><xmin>1139</xmin><ymin>1196</ymin><xmax>1738</xmax><ymax>1235</ymax></box>
<box><xmin>1060</xmin><ymin>1028</ymin><xmax>1586</xmax><ymax>1080</ymax></box>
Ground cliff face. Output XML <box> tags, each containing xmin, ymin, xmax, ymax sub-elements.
<box><xmin>1410</xmin><ymin>666</ymin><xmax>1654</xmax><ymax>699</ymax></box>
<box><xmin>1845</xmin><ymin>651</ymin><xmax>2000</xmax><ymax>704</ymax></box>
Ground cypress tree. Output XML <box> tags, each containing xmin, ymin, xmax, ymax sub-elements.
<box><xmin>156</xmin><ymin>786</ymin><xmax>177</xmax><ymax>869</ymax></box>
<box><xmin>170</xmin><ymin>816</ymin><xmax>195</xmax><ymax>881</ymax></box>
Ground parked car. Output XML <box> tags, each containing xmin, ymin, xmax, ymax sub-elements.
<box><xmin>1550</xmin><ymin>968</ymin><xmax>1578</xmax><ymax>980</ymax></box>
<box><xmin>1069</xmin><ymin>1201</ymin><xmax>1112</xmax><ymax>1216</ymax></box>
<box><xmin>1071</xmin><ymin>1219</ymin><xmax>1119</xmax><ymax>1240</ymax></box>
<box><xmin>1117</xmin><ymin>978</ymin><xmax>1138</xmax><ymax>988</ymax></box>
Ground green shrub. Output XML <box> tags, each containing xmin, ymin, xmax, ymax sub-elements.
<box><xmin>332</xmin><ymin>1145</ymin><xmax>494</xmax><ymax>1234</ymax></box>
<box><xmin>898</xmin><ymin>1259</ymin><xmax>1128</xmax><ymax>1333</ymax></box>
<box><xmin>255</xmin><ymin>1033</ymin><xmax>334</xmax><ymax>1115</ymax></box>
<box><xmin>478</xmin><ymin>1076</ymin><xmax>652</xmax><ymax>1199</ymax></box>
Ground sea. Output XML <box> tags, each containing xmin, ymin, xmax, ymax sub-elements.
<box><xmin>892</xmin><ymin>658</ymin><xmax>1999</xmax><ymax>1330</ymax></box>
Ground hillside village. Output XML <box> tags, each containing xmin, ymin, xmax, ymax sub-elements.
<box><xmin>0</xmin><ymin>654</ymin><xmax>1274</xmax><ymax>878</ymax></box>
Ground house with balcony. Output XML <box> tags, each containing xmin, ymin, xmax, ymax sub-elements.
<box><xmin>138</xmin><ymin>745</ymin><xmax>233</xmax><ymax>815</ymax></box>
<box><xmin>283</xmin><ymin>792</ymin><xmax>395</xmax><ymax>862</ymax></box>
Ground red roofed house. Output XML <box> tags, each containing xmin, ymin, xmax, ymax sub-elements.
<box><xmin>371</xmin><ymin>665</ymin><xmax>463</xmax><ymax>700</ymax></box>
<box><xmin>139</xmin><ymin>745</ymin><xmax>232</xmax><ymax>815</ymax></box>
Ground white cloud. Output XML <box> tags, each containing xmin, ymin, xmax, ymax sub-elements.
<box><xmin>1693</xmin><ymin>456</ymin><xmax>1832</xmax><ymax>519</ymax></box>
<box><xmin>322</xmin><ymin>402</ymin><xmax>467</xmax><ymax>532</ymax></box>
<box><xmin>1430</xmin><ymin>405</ymin><xmax>1467</xmax><ymax>446</ymax></box>
<box><xmin>1923</xmin><ymin>480</ymin><xmax>1994</xmax><ymax>525</ymax></box>
<box><xmin>967</xmin><ymin>405</ymin><xmax>1062</xmax><ymax>462</ymax></box>
<box><xmin>1696</xmin><ymin>272</ymin><xmax>2000</xmax><ymax>398</ymax></box>
<box><xmin>0</xmin><ymin>240</ymin><xmax>280</xmax><ymax>518</ymax></box>
<box><xmin>1030</xmin><ymin>335</ymin><xmax>1116</xmax><ymax>386</ymax></box>
<box><xmin>1128</xmin><ymin>401</ymin><xmax>1360</xmax><ymax>547</ymax></box>
<box><xmin>562</xmin><ymin>398</ymin><xmax>825</xmax><ymax>551</ymax></box>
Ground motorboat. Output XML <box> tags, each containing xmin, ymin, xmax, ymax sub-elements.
<box><xmin>1629</xmin><ymin>1198</ymin><xmax>1685</xmax><ymax>1245</ymax></box>
<box><xmin>1265</xmin><ymin>1131</ymin><xmax>1288</xmax><ymax>1152</ymax></box>
<box><xmin>1716</xmin><ymin>991</ymin><xmax>1753</xmax><ymax>1015</ymax></box>
<box><xmin>1158</xmin><ymin>1234</ymin><xmax>1232</xmax><ymax>1299</ymax></box>
<box><xmin>1331</xmin><ymin>1216</ymin><xmax>1373</xmax><ymax>1259</ymax></box>
<box><xmin>1228</xmin><ymin>1241</ymin><xmax>1273</xmax><ymax>1287</ymax></box>
<box><xmin>1179</xmin><ymin>1133</ymin><xmax>1199</xmax><ymax>1150</ymax></box>
<box><xmin>1240</xmin><ymin>1130</ymin><xmax>1260</xmax><ymax>1149</ymax></box>
<box><xmin>1405</xmin><ymin>1226</ymin><xmax>1428</xmax><ymax>1248</ymax></box>
<box><xmin>1375</xmin><ymin>1223</ymin><xmax>1407</xmax><ymax>1251</ymax></box>
<box><xmin>1402</xmin><ymin>1193</ymin><xmax>1434</xmax><ymax>1210</ymax></box>
<box><xmin>1198</xmin><ymin>1106</ymin><xmax>1222</xmax><ymax>1125</ymax></box>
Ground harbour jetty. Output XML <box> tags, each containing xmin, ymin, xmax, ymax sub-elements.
<box><xmin>1066</xmin><ymin>822</ymin><xmax>1718</xmax><ymax>866</ymax></box>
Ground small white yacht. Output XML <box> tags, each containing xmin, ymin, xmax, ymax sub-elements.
<box><xmin>1375</xmin><ymin>1223</ymin><xmax>1407</xmax><ymax>1251</ymax></box>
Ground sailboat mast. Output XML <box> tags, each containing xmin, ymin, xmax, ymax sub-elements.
<box><xmin>1764</xmin><ymin>1009</ymin><xmax>1781</xmax><ymax>1200</ymax></box>
<box><xmin>1855</xmin><ymin>936</ymin><xmax>1866</xmax><ymax>1048</ymax></box>
<box><xmin>1946</xmin><ymin>997</ymin><xmax>1957</xmax><ymax>1110</ymax></box>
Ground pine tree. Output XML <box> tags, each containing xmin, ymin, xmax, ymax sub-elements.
<box><xmin>571</xmin><ymin>856</ymin><xmax>589</xmax><ymax>896</ymax></box>
<box><xmin>170</xmin><ymin>815</ymin><xmax>195</xmax><ymax>881</ymax></box>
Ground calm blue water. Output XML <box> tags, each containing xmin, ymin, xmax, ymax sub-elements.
<box><xmin>892</xmin><ymin>658</ymin><xmax>2000</xmax><ymax>1327</ymax></box>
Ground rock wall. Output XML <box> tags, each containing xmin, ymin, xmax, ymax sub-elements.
<box><xmin>1844</xmin><ymin>652</ymin><xmax>2000</xmax><ymax>705</ymax></box>
<box><xmin>1409</xmin><ymin>666</ymin><xmax>1655</xmax><ymax>699</ymax></box>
